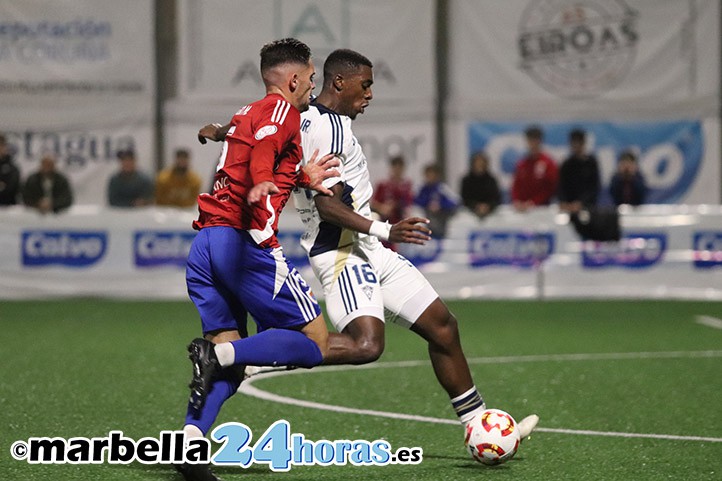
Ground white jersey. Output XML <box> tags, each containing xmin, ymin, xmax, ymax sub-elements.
<box><xmin>293</xmin><ymin>102</ymin><xmax>375</xmax><ymax>256</ymax></box>
<box><xmin>292</xmin><ymin>101</ymin><xmax>438</xmax><ymax>331</ymax></box>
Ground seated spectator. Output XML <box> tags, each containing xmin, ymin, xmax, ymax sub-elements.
<box><xmin>558</xmin><ymin>128</ymin><xmax>600</xmax><ymax>213</ymax></box>
<box><xmin>22</xmin><ymin>153</ymin><xmax>73</xmax><ymax>214</ymax></box>
<box><xmin>155</xmin><ymin>148</ymin><xmax>202</xmax><ymax>208</ymax></box>
<box><xmin>610</xmin><ymin>150</ymin><xmax>647</xmax><ymax>206</ymax></box>
<box><xmin>371</xmin><ymin>155</ymin><xmax>413</xmax><ymax>224</ymax></box>
<box><xmin>0</xmin><ymin>133</ymin><xmax>20</xmax><ymax>206</ymax></box>
<box><xmin>511</xmin><ymin>125</ymin><xmax>558</xmax><ymax>211</ymax></box>
<box><xmin>415</xmin><ymin>164</ymin><xmax>459</xmax><ymax>239</ymax></box>
<box><xmin>108</xmin><ymin>150</ymin><xmax>154</xmax><ymax>208</ymax></box>
<box><xmin>460</xmin><ymin>151</ymin><xmax>501</xmax><ymax>218</ymax></box>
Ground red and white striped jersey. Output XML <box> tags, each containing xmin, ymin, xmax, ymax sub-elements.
<box><xmin>193</xmin><ymin>93</ymin><xmax>305</xmax><ymax>248</ymax></box>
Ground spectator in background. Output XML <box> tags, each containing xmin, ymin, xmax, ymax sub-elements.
<box><xmin>108</xmin><ymin>149</ymin><xmax>154</xmax><ymax>208</ymax></box>
<box><xmin>22</xmin><ymin>153</ymin><xmax>73</xmax><ymax>214</ymax></box>
<box><xmin>558</xmin><ymin>129</ymin><xmax>600</xmax><ymax>213</ymax></box>
<box><xmin>155</xmin><ymin>148</ymin><xmax>202</xmax><ymax>208</ymax></box>
<box><xmin>460</xmin><ymin>150</ymin><xmax>501</xmax><ymax>218</ymax></box>
<box><xmin>371</xmin><ymin>155</ymin><xmax>413</xmax><ymax>224</ymax></box>
<box><xmin>610</xmin><ymin>150</ymin><xmax>647</xmax><ymax>206</ymax></box>
<box><xmin>511</xmin><ymin>125</ymin><xmax>558</xmax><ymax>211</ymax></box>
<box><xmin>0</xmin><ymin>134</ymin><xmax>20</xmax><ymax>206</ymax></box>
<box><xmin>415</xmin><ymin>164</ymin><xmax>459</xmax><ymax>239</ymax></box>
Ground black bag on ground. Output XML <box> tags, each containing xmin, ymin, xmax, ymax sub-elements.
<box><xmin>569</xmin><ymin>207</ymin><xmax>621</xmax><ymax>242</ymax></box>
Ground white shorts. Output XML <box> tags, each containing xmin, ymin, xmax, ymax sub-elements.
<box><xmin>309</xmin><ymin>237</ymin><xmax>439</xmax><ymax>332</ymax></box>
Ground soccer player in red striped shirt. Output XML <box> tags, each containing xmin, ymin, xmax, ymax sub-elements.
<box><xmin>177</xmin><ymin>38</ymin><xmax>338</xmax><ymax>481</ymax></box>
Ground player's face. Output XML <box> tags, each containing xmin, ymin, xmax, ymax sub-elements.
<box><xmin>340</xmin><ymin>65</ymin><xmax>373</xmax><ymax>120</ymax></box>
<box><xmin>294</xmin><ymin>61</ymin><xmax>316</xmax><ymax>112</ymax></box>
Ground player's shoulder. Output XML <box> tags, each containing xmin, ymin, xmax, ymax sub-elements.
<box><xmin>302</xmin><ymin>103</ymin><xmax>330</xmax><ymax>124</ymax></box>
<box><xmin>250</xmin><ymin>94</ymin><xmax>298</xmax><ymax>125</ymax></box>
<box><xmin>301</xmin><ymin>103</ymin><xmax>336</xmax><ymax>137</ymax></box>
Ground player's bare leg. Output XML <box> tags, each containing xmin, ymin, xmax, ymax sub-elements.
<box><xmin>411</xmin><ymin>298</ymin><xmax>538</xmax><ymax>438</ymax></box>
<box><xmin>410</xmin><ymin>298</ymin><xmax>474</xmax><ymax>398</ymax></box>
<box><xmin>300</xmin><ymin>315</ymin><xmax>330</xmax><ymax>360</ymax></box>
<box><xmin>323</xmin><ymin>316</ymin><xmax>385</xmax><ymax>365</ymax></box>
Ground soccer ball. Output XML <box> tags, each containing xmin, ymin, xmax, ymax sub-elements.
<box><xmin>464</xmin><ymin>408</ymin><xmax>521</xmax><ymax>466</ymax></box>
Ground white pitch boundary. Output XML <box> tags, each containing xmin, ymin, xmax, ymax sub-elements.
<box><xmin>238</xmin><ymin>350</ymin><xmax>722</xmax><ymax>444</ymax></box>
<box><xmin>696</xmin><ymin>315</ymin><xmax>722</xmax><ymax>330</ymax></box>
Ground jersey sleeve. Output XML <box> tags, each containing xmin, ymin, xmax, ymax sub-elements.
<box><xmin>301</xmin><ymin>113</ymin><xmax>345</xmax><ymax>193</ymax></box>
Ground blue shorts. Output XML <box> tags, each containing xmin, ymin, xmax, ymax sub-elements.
<box><xmin>186</xmin><ymin>226</ymin><xmax>321</xmax><ymax>335</ymax></box>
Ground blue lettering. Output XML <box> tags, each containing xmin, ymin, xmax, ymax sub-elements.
<box><xmin>693</xmin><ymin>232</ymin><xmax>722</xmax><ymax>268</ymax></box>
<box><xmin>582</xmin><ymin>233</ymin><xmax>667</xmax><ymax>269</ymax></box>
<box><xmin>468</xmin><ymin>231</ymin><xmax>554</xmax><ymax>268</ymax></box>
<box><xmin>133</xmin><ymin>231</ymin><xmax>196</xmax><ymax>268</ymax></box>
<box><xmin>22</xmin><ymin>231</ymin><xmax>107</xmax><ymax>267</ymax></box>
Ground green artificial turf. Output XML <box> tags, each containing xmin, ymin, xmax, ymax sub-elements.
<box><xmin>1</xmin><ymin>299</ymin><xmax>721</xmax><ymax>480</ymax></box>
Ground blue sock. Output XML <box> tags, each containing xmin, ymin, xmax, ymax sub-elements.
<box><xmin>185</xmin><ymin>370</ymin><xmax>241</xmax><ymax>433</ymax></box>
<box><xmin>230</xmin><ymin>329</ymin><xmax>323</xmax><ymax>368</ymax></box>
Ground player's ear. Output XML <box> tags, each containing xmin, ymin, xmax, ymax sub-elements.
<box><xmin>289</xmin><ymin>72</ymin><xmax>300</xmax><ymax>92</ymax></box>
<box><xmin>333</xmin><ymin>74</ymin><xmax>343</xmax><ymax>92</ymax></box>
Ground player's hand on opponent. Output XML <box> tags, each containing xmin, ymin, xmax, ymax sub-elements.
<box><xmin>390</xmin><ymin>217</ymin><xmax>432</xmax><ymax>245</ymax></box>
<box><xmin>247</xmin><ymin>181</ymin><xmax>280</xmax><ymax>204</ymax></box>
<box><xmin>197</xmin><ymin>123</ymin><xmax>225</xmax><ymax>144</ymax></box>
<box><xmin>303</xmin><ymin>149</ymin><xmax>341</xmax><ymax>197</ymax></box>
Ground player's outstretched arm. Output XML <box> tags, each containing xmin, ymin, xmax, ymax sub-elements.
<box><xmin>315</xmin><ymin>186</ymin><xmax>431</xmax><ymax>244</ymax></box>
<box><xmin>197</xmin><ymin>122</ymin><xmax>231</xmax><ymax>144</ymax></box>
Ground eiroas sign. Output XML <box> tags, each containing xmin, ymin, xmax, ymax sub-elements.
<box><xmin>518</xmin><ymin>0</ymin><xmax>639</xmax><ymax>98</ymax></box>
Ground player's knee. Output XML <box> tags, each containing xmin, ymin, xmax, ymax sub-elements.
<box><xmin>434</xmin><ymin>313</ymin><xmax>460</xmax><ymax>346</ymax></box>
<box><xmin>417</xmin><ymin>301</ymin><xmax>460</xmax><ymax>347</ymax></box>
<box><xmin>357</xmin><ymin>337</ymin><xmax>384</xmax><ymax>363</ymax></box>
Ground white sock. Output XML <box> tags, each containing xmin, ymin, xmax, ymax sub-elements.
<box><xmin>214</xmin><ymin>343</ymin><xmax>235</xmax><ymax>367</ymax></box>
<box><xmin>450</xmin><ymin>386</ymin><xmax>487</xmax><ymax>425</ymax></box>
<box><xmin>183</xmin><ymin>424</ymin><xmax>204</xmax><ymax>439</ymax></box>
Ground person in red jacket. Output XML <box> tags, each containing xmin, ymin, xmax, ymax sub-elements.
<box><xmin>511</xmin><ymin>125</ymin><xmax>559</xmax><ymax>211</ymax></box>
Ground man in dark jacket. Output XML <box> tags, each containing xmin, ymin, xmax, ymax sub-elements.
<box><xmin>0</xmin><ymin>134</ymin><xmax>20</xmax><ymax>206</ymax></box>
<box><xmin>22</xmin><ymin>153</ymin><xmax>73</xmax><ymax>214</ymax></box>
<box><xmin>460</xmin><ymin>151</ymin><xmax>501</xmax><ymax>218</ymax></box>
<box><xmin>558</xmin><ymin>129</ymin><xmax>600</xmax><ymax>213</ymax></box>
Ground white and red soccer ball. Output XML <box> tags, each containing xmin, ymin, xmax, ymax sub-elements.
<box><xmin>464</xmin><ymin>408</ymin><xmax>521</xmax><ymax>466</ymax></box>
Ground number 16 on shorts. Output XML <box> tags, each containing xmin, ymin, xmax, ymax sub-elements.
<box><xmin>211</xmin><ymin>420</ymin><xmax>423</xmax><ymax>471</ymax></box>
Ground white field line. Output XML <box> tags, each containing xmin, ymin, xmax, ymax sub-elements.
<box><xmin>696</xmin><ymin>315</ymin><xmax>722</xmax><ymax>330</ymax></box>
<box><xmin>238</xmin><ymin>350</ymin><xmax>722</xmax><ymax>444</ymax></box>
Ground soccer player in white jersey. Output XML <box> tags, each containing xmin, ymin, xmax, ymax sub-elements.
<box><xmin>292</xmin><ymin>49</ymin><xmax>538</xmax><ymax>439</ymax></box>
<box><xmin>198</xmin><ymin>49</ymin><xmax>538</xmax><ymax>441</ymax></box>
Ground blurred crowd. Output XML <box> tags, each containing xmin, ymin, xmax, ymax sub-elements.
<box><xmin>0</xmin><ymin>133</ymin><xmax>202</xmax><ymax>214</ymax></box>
<box><xmin>1</xmin><ymin>126</ymin><xmax>647</xmax><ymax>236</ymax></box>
<box><xmin>370</xmin><ymin>125</ymin><xmax>647</xmax><ymax>241</ymax></box>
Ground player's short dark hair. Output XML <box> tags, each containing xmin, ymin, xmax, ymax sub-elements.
<box><xmin>323</xmin><ymin>49</ymin><xmax>373</xmax><ymax>85</ymax></box>
<box><xmin>569</xmin><ymin>129</ymin><xmax>586</xmax><ymax>143</ymax></box>
<box><xmin>175</xmin><ymin>148</ymin><xmax>190</xmax><ymax>159</ymax></box>
<box><xmin>524</xmin><ymin>125</ymin><xmax>544</xmax><ymax>140</ymax></box>
<box><xmin>259</xmin><ymin>38</ymin><xmax>312</xmax><ymax>73</ymax></box>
